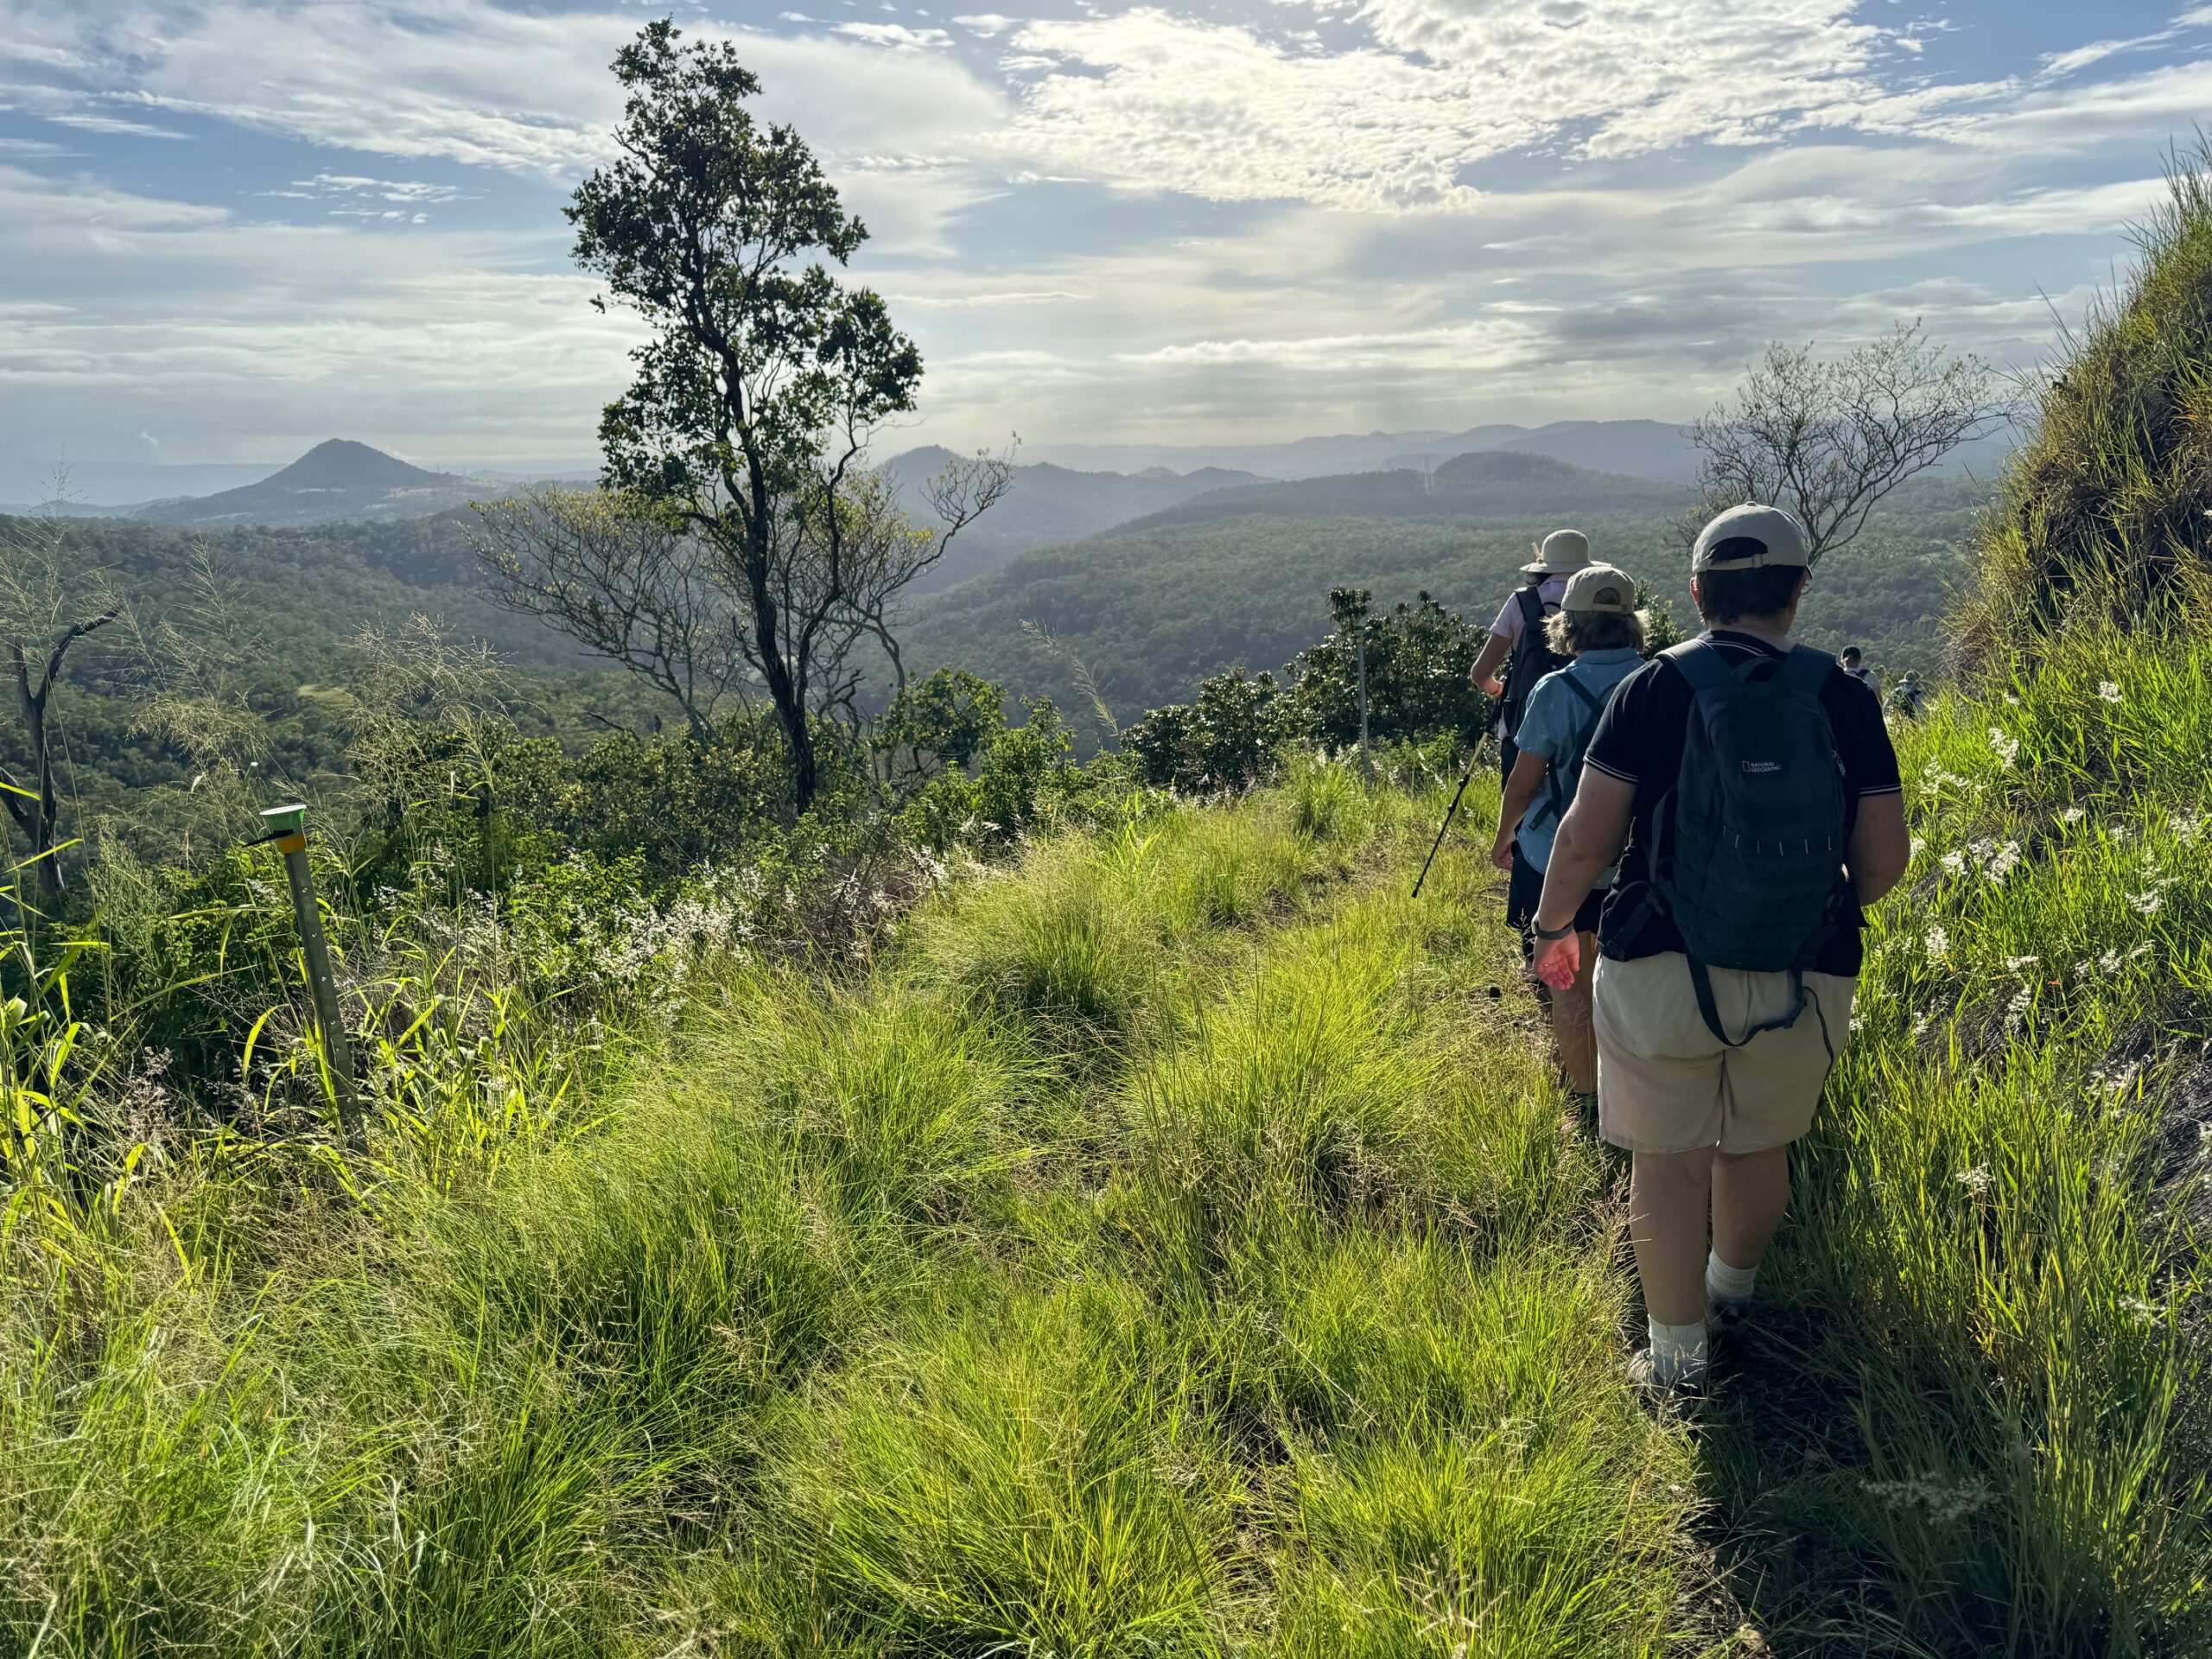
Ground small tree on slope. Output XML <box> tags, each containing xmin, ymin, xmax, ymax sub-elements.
<box><xmin>562</xmin><ymin>20</ymin><xmax>1004</xmax><ymax>810</ymax></box>
<box><xmin>1688</xmin><ymin>321</ymin><xmax>2005</xmax><ymax>568</ymax></box>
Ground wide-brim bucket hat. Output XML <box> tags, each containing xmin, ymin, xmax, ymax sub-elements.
<box><xmin>1522</xmin><ymin>527</ymin><xmax>1592</xmax><ymax>575</ymax></box>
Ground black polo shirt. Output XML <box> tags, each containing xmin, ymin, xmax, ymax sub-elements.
<box><xmin>1581</xmin><ymin>630</ymin><xmax>1903</xmax><ymax>976</ymax></box>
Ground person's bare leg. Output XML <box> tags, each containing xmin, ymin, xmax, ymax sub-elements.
<box><xmin>1711</xmin><ymin>1144</ymin><xmax>1791</xmax><ymax>1271</ymax></box>
<box><xmin>1549</xmin><ymin>930</ymin><xmax>1599</xmax><ymax>1096</ymax></box>
<box><xmin>1628</xmin><ymin>1147</ymin><xmax>1714</xmax><ymax>1326</ymax></box>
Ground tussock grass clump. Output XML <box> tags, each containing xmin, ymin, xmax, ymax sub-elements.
<box><xmin>1955</xmin><ymin>145</ymin><xmax>2212</xmax><ymax>669</ymax></box>
<box><xmin>1109</xmin><ymin>895</ymin><xmax>1579</xmax><ymax>1277</ymax></box>
<box><xmin>748</xmin><ymin>1276</ymin><xmax>1245</xmax><ymax>1657</ymax></box>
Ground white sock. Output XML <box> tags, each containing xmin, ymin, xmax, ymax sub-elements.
<box><xmin>1706</xmin><ymin>1250</ymin><xmax>1758</xmax><ymax>1306</ymax></box>
<box><xmin>1645</xmin><ymin>1316</ymin><xmax>1708</xmax><ymax>1384</ymax></box>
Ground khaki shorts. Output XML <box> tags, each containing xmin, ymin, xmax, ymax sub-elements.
<box><xmin>1592</xmin><ymin>952</ymin><xmax>1855</xmax><ymax>1155</ymax></box>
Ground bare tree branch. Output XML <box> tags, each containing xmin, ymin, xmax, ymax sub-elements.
<box><xmin>1687</xmin><ymin>321</ymin><xmax>2010</xmax><ymax>567</ymax></box>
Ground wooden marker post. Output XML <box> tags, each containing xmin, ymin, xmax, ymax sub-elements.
<box><xmin>258</xmin><ymin>803</ymin><xmax>365</xmax><ymax>1151</ymax></box>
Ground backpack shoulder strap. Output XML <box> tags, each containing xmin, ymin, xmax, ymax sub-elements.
<box><xmin>1555</xmin><ymin>671</ymin><xmax>1602</xmax><ymax>714</ymax></box>
<box><xmin>1780</xmin><ymin>645</ymin><xmax>1836</xmax><ymax>697</ymax></box>
<box><xmin>1661</xmin><ymin>638</ymin><xmax>1732</xmax><ymax>692</ymax></box>
<box><xmin>1516</xmin><ymin>588</ymin><xmax>1546</xmax><ymax>629</ymax></box>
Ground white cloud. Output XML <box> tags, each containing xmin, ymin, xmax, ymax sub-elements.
<box><xmin>0</xmin><ymin>162</ymin><xmax>634</xmax><ymax>461</ymax></box>
<box><xmin>834</xmin><ymin>22</ymin><xmax>954</xmax><ymax>48</ymax></box>
<box><xmin>44</xmin><ymin>110</ymin><xmax>190</xmax><ymax>139</ymax></box>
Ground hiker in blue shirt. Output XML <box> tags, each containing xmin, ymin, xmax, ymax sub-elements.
<box><xmin>1490</xmin><ymin>563</ymin><xmax>1647</xmax><ymax>1134</ymax></box>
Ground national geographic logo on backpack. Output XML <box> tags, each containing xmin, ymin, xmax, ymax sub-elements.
<box><xmin>1743</xmin><ymin>760</ymin><xmax>1781</xmax><ymax>773</ymax></box>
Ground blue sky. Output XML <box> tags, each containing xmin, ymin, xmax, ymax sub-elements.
<box><xmin>2</xmin><ymin>0</ymin><xmax>2206</xmax><ymax>467</ymax></box>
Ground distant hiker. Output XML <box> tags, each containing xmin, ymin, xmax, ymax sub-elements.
<box><xmin>1888</xmin><ymin>671</ymin><xmax>1925</xmax><ymax>721</ymax></box>
<box><xmin>1527</xmin><ymin>504</ymin><xmax>1910</xmax><ymax>1394</ymax></box>
<box><xmin>1469</xmin><ymin>529</ymin><xmax>1591</xmax><ymax>785</ymax></box>
<box><xmin>1490</xmin><ymin>563</ymin><xmax>1646</xmax><ymax>1131</ymax></box>
<box><xmin>1839</xmin><ymin>645</ymin><xmax>1879</xmax><ymax>693</ymax></box>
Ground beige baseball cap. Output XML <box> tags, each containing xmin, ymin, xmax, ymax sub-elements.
<box><xmin>1560</xmin><ymin>563</ymin><xmax>1637</xmax><ymax>614</ymax></box>
<box><xmin>1521</xmin><ymin>527</ymin><xmax>1592</xmax><ymax>575</ymax></box>
<box><xmin>1691</xmin><ymin>504</ymin><xmax>1809</xmax><ymax>572</ymax></box>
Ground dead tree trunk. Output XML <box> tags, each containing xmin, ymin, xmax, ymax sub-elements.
<box><xmin>3</xmin><ymin>612</ymin><xmax>117</xmax><ymax>893</ymax></box>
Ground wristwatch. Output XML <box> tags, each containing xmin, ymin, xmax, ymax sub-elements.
<box><xmin>1534</xmin><ymin>919</ymin><xmax>1574</xmax><ymax>942</ymax></box>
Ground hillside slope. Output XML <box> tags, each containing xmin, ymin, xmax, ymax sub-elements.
<box><xmin>903</xmin><ymin>475</ymin><xmax>1985</xmax><ymax>744</ymax></box>
<box><xmin>884</xmin><ymin>445</ymin><xmax>1268</xmax><ymax>588</ymax></box>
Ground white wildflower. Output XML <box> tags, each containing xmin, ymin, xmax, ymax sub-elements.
<box><xmin>2099</xmin><ymin>948</ymin><xmax>2123</xmax><ymax>975</ymax></box>
<box><xmin>2060</xmin><ymin>806</ymin><xmax>2086</xmax><ymax>826</ymax></box>
<box><xmin>2003</xmin><ymin>955</ymin><xmax>2038</xmax><ymax>971</ymax></box>
<box><xmin>1988</xmin><ymin>728</ymin><xmax>2020</xmax><ymax>767</ymax></box>
<box><xmin>2129</xmin><ymin>889</ymin><xmax>2164</xmax><ymax>917</ymax></box>
<box><xmin>2119</xmin><ymin>1296</ymin><xmax>2158</xmax><ymax>1326</ymax></box>
<box><xmin>1908</xmin><ymin>836</ymin><xmax>1926</xmax><ymax>860</ymax></box>
<box><xmin>1986</xmin><ymin>841</ymin><xmax>2022</xmax><ymax>883</ymax></box>
<box><xmin>1955</xmin><ymin>1165</ymin><xmax>1993</xmax><ymax>1195</ymax></box>
<box><xmin>1941</xmin><ymin>850</ymin><xmax>1967</xmax><ymax>877</ymax></box>
<box><xmin>1861</xmin><ymin>1475</ymin><xmax>1994</xmax><ymax>1523</ymax></box>
<box><xmin>2098</xmin><ymin>681</ymin><xmax>2123</xmax><ymax>704</ymax></box>
<box><xmin>2003</xmin><ymin>983</ymin><xmax>2034</xmax><ymax>1034</ymax></box>
<box><xmin>2171</xmin><ymin>812</ymin><xmax>2202</xmax><ymax>845</ymax></box>
<box><xmin>2003</xmin><ymin>692</ymin><xmax>2020</xmax><ymax>706</ymax></box>
<box><xmin>1925</xmin><ymin>926</ymin><xmax>1948</xmax><ymax>962</ymax></box>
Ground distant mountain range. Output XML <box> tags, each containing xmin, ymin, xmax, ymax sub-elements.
<box><xmin>1105</xmin><ymin>449</ymin><xmax>1688</xmax><ymax>539</ymax></box>
<box><xmin>884</xmin><ymin>447</ymin><xmax>1270</xmax><ymax>590</ymax></box>
<box><xmin>131</xmin><ymin>440</ymin><xmax>495</xmax><ymax>528</ymax></box>
<box><xmin>1015</xmin><ymin>419</ymin><xmax>1704</xmax><ymax>482</ymax></box>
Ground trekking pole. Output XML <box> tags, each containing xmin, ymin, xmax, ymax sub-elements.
<box><xmin>252</xmin><ymin>803</ymin><xmax>365</xmax><ymax>1152</ymax></box>
<box><xmin>1411</xmin><ymin>751</ymin><xmax>1481</xmax><ymax>899</ymax></box>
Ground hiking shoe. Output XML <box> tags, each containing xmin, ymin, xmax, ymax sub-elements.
<box><xmin>1626</xmin><ymin>1347</ymin><xmax>1708</xmax><ymax>1399</ymax></box>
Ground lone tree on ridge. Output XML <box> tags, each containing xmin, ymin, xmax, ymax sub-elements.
<box><xmin>492</xmin><ymin>20</ymin><xmax>1003</xmax><ymax>809</ymax></box>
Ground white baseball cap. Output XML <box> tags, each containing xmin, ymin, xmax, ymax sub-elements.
<box><xmin>1691</xmin><ymin>504</ymin><xmax>1809</xmax><ymax>572</ymax></box>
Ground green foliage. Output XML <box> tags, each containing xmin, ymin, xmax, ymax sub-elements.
<box><xmin>895</xmin><ymin>696</ymin><xmax>1077</xmax><ymax>853</ymax></box>
<box><xmin>1285</xmin><ymin>589</ymin><xmax>1491</xmax><ymax>749</ymax></box>
<box><xmin>1122</xmin><ymin>667</ymin><xmax>1291</xmax><ymax>792</ymax></box>
<box><xmin>1956</xmin><ymin>143</ymin><xmax>2212</xmax><ymax>667</ymax></box>
<box><xmin>906</xmin><ymin>481</ymin><xmax>1980</xmax><ymax>748</ymax></box>
<box><xmin>879</xmin><ymin>666</ymin><xmax>1004</xmax><ymax>779</ymax></box>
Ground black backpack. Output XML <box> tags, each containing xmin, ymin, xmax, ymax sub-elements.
<box><xmin>1498</xmin><ymin>587</ymin><xmax>1566</xmax><ymax>742</ymax></box>
<box><xmin>1649</xmin><ymin>640</ymin><xmax>1849</xmax><ymax>1047</ymax></box>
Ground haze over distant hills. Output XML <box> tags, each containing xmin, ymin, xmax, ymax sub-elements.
<box><xmin>1019</xmin><ymin>416</ymin><xmax>2018</xmax><ymax>486</ymax></box>
<box><xmin>1016</xmin><ymin>419</ymin><xmax>1702</xmax><ymax>481</ymax></box>
<box><xmin>885</xmin><ymin>446</ymin><xmax>1269</xmax><ymax>590</ymax></box>
<box><xmin>135</xmin><ymin>440</ymin><xmax>494</xmax><ymax>528</ymax></box>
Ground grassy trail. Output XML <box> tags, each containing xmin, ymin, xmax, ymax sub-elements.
<box><xmin>2</xmin><ymin>767</ymin><xmax>1727</xmax><ymax>1656</ymax></box>
<box><xmin>6</xmin><ymin>708</ymin><xmax>2209</xmax><ymax>1656</ymax></box>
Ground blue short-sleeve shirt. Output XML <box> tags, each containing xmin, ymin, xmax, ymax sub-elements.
<box><xmin>1510</xmin><ymin>646</ymin><xmax>1643</xmax><ymax>877</ymax></box>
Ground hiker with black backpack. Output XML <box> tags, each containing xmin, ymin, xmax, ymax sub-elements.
<box><xmin>1468</xmin><ymin>528</ymin><xmax>1588</xmax><ymax>787</ymax></box>
<box><xmin>1488</xmin><ymin>563</ymin><xmax>1647</xmax><ymax>1131</ymax></box>
<box><xmin>1527</xmin><ymin>505</ymin><xmax>1910</xmax><ymax>1394</ymax></box>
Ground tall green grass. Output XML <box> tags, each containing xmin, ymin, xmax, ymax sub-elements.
<box><xmin>7</xmin><ymin>708</ymin><xmax>2208</xmax><ymax>1655</ymax></box>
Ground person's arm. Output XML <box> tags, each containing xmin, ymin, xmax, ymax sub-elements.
<box><xmin>1470</xmin><ymin>629</ymin><xmax>1511</xmax><ymax>696</ymax></box>
<box><xmin>1529</xmin><ymin>768</ymin><xmax>1635</xmax><ymax>982</ymax></box>
<box><xmin>1847</xmin><ymin>791</ymin><xmax>1910</xmax><ymax>904</ymax></box>
<box><xmin>1490</xmin><ymin>749</ymin><xmax>1548</xmax><ymax>870</ymax></box>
